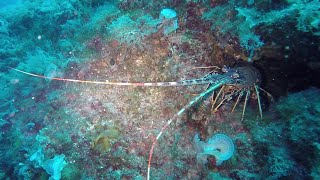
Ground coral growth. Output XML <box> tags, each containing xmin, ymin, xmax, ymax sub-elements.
<box><xmin>1</xmin><ymin>0</ymin><xmax>320</xmax><ymax>179</ymax></box>
<box><xmin>194</xmin><ymin>133</ymin><xmax>235</xmax><ymax>166</ymax></box>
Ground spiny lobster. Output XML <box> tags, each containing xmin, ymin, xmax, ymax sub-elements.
<box><xmin>9</xmin><ymin>64</ymin><xmax>269</xmax><ymax>179</ymax></box>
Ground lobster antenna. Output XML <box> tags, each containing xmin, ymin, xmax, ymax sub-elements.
<box><xmin>147</xmin><ymin>81</ymin><xmax>225</xmax><ymax>180</ymax></box>
<box><xmin>8</xmin><ymin>67</ymin><xmax>207</xmax><ymax>87</ymax></box>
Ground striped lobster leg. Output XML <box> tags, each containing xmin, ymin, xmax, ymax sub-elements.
<box><xmin>254</xmin><ymin>84</ymin><xmax>263</xmax><ymax>120</ymax></box>
<box><xmin>147</xmin><ymin>81</ymin><xmax>225</xmax><ymax>180</ymax></box>
<box><xmin>241</xmin><ymin>90</ymin><xmax>251</xmax><ymax>121</ymax></box>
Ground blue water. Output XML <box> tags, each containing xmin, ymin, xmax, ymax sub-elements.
<box><xmin>0</xmin><ymin>0</ymin><xmax>21</xmax><ymax>8</ymax></box>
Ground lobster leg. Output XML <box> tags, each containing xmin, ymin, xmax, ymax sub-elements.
<box><xmin>258</xmin><ymin>86</ymin><xmax>274</xmax><ymax>102</ymax></box>
<box><xmin>241</xmin><ymin>90</ymin><xmax>251</xmax><ymax>121</ymax></box>
<box><xmin>147</xmin><ymin>81</ymin><xmax>224</xmax><ymax>180</ymax></box>
<box><xmin>231</xmin><ymin>91</ymin><xmax>244</xmax><ymax>113</ymax></box>
<box><xmin>211</xmin><ymin>85</ymin><xmax>225</xmax><ymax>111</ymax></box>
<box><xmin>254</xmin><ymin>84</ymin><xmax>263</xmax><ymax>120</ymax></box>
<box><xmin>212</xmin><ymin>97</ymin><xmax>228</xmax><ymax>113</ymax></box>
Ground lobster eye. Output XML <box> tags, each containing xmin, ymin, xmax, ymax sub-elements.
<box><xmin>232</xmin><ymin>72</ymin><xmax>239</xmax><ymax>78</ymax></box>
<box><xmin>222</xmin><ymin>66</ymin><xmax>228</xmax><ymax>73</ymax></box>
